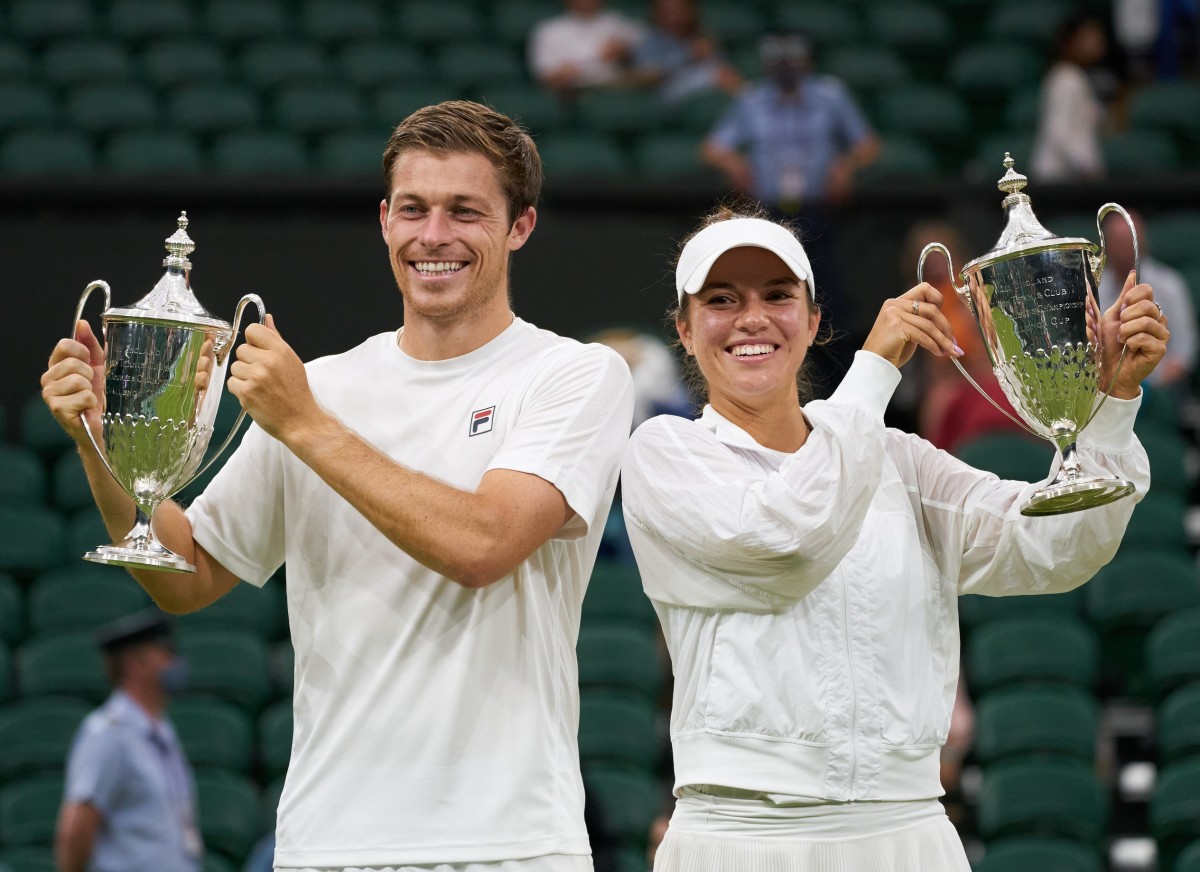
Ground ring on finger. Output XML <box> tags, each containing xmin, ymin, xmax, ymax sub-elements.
<box><xmin>1155</xmin><ymin>302</ymin><xmax>1164</xmax><ymax>317</ymax></box>
<box><xmin>911</xmin><ymin>300</ymin><xmax>920</xmax><ymax>316</ymax></box>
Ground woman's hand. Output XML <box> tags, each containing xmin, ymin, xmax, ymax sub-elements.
<box><xmin>1098</xmin><ymin>270</ymin><xmax>1169</xmax><ymax>399</ymax></box>
<box><xmin>863</xmin><ymin>283</ymin><xmax>963</xmax><ymax>369</ymax></box>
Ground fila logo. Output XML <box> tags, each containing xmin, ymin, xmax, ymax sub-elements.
<box><xmin>469</xmin><ymin>406</ymin><xmax>496</xmax><ymax>436</ymax></box>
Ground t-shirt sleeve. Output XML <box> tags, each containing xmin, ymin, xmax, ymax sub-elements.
<box><xmin>486</xmin><ymin>343</ymin><xmax>634</xmax><ymax>540</ymax></box>
<box><xmin>64</xmin><ymin>722</ymin><xmax>125</xmax><ymax>813</ymax></box>
<box><xmin>185</xmin><ymin>421</ymin><xmax>286</xmax><ymax>587</ymax></box>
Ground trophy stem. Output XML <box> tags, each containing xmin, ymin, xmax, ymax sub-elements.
<box><xmin>84</xmin><ymin>505</ymin><xmax>197</xmax><ymax>573</ymax></box>
<box><xmin>1020</xmin><ymin>441</ymin><xmax>1135</xmax><ymax>516</ymax></box>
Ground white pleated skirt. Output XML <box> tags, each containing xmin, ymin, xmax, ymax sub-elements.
<box><xmin>653</xmin><ymin>789</ymin><xmax>971</xmax><ymax>872</ymax></box>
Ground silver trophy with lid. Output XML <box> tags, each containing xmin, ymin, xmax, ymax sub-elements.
<box><xmin>919</xmin><ymin>154</ymin><xmax>1138</xmax><ymax>515</ymax></box>
<box><xmin>73</xmin><ymin>213</ymin><xmax>264</xmax><ymax>571</ymax></box>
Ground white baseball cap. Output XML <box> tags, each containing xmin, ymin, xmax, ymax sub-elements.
<box><xmin>675</xmin><ymin>217</ymin><xmax>815</xmax><ymax>305</ymax></box>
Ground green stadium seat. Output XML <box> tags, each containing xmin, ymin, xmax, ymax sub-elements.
<box><xmin>176</xmin><ymin>580</ymin><xmax>285</xmax><ymax>639</ymax></box>
<box><xmin>301</xmin><ymin>0</ymin><xmax>387</xmax><ymax>44</ymax></box>
<box><xmin>581</xmin><ymin>561</ymin><xmax>658</xmax><ymax>630</ymax></box>
<box><xmin>270</xmin><ymin>640</ymin><xmax>295</xmax><ymax>697</ymax></box>
<box><xmin>633</xmin><ymin>132</ymin><xmax>720</xmax><ymax>184</ymax></box>
<box><xmin>239</xmin><ymin>40</ymin><xmax>330</xmax><ymax>90</ymax></box>
<box><xmin>579</xmin><ymin>691</ymin><xmax>660</xmax><ymax>771</ymax></box>
<box><xmin>258</xmin><ymin>698</ymin><xmax>293</xmax><ymax>778</ymax></box>
<box><xmin>167</xmin><ymin>85</ymin><xmax>260</xmax><ymax>135</ymax></box>
<box><xmin>875</xmin><ymin>85</ymin><xmax>971</xmax><ymax>163</ymax></box>
<box><xmin>974</xmin><ymin>836</ymin><xmax>1103</xmax><ymax>872</ymax></box>
<box><xmin>65</xmin><ymin>510</ymin><xmax>109</xmax><ymax>563</ymax></box>
<box><xmin>697</xmin><ymin>2</ymin><xmax>764</xmax><ymax>45</ymax></box>
<box><xmin>0</xmin><ymin>846</ymin><xmax>57</xmax><ymax>872</ymax></box>
<box><xmin>1147</xmin><ymin>212</ymin><xmax>1200</xmax><ymax>268</ymax></box>
<box><xmin>1</xmin><ymin>131</ymin><xmax>96</xmax><ymax>176</ymax></box>
<box><xmin>315</xmin><ymin>129</ymin><xmax>387</xmax><ymax>176</ymax></box>
<box><xmin>858</xmin><ymin>136</ymin><xmax>939</xmax><ymax>182</ymax></box>
<box><xmin>0</xmin><ymin>774</ymin><xmax>63</xmax><ymax>847</ymax></box>
<box><xmin>0</xmin><ymin>507</ymin><xmax>67</xmax><ymax>576</ymax></box>
<box><xmin>494</xmin><ymin>1</ymin><xmax>558</xmax><ymax>47</ymax></box>
<box><xmin>274</xmin><ymin>84</ymin><xmax>366</xmax><ymax>135</ymax></box>
<box><xmin>108</xmin><ymin>0</ymin><xmax>196</xmax><ymax>43</ymax></box>
<box><xmin>27</xmin><ymin>573</ymin><xmax>150</xmax><ymax>636</ymax></box>
<box><xmin>0</xmin><ymin>642</ymin><xmax>11</xmax><ymax>703</ymax></box>
<box><xmin>978</xmin><ymin>758</ymin><xmax>1107</xmax><ymax>842</ymax></box>
<box><xmin>576</xmin><ymin>90</ymin><xmax>665</xmax><ymax>138</ymax></box>
<box><xmin>396</xmin><ymin>1</ymin><xmax>485</xmax><ymax>43</ymax></box>
<box><xmin>0</xmin><ymin>446</ymin><xmax>46</xmax><ymax>508</ymax></box>
<box><xmin>194</xmin><ymin>769</ymin><xmax>260</xmax><ymax>862</ymax></box>
<box><xmin>0</xmin><ymin>84</ymin><xmax>57</xmax><ymax>132</ymax></box>
<box><xmin>773</xmin><ymin>5</ymin><xmax>860</xmax><ymax>49</ymax></box>
<box><xmin>952</xmin><ymin>431</ymin><xmax>1049</xmax><ymax>482</ymax></box>
<box><xmin>1151</xmin><ymin>758</ymin><xmax>1200</xmax><ymax>872</ymax></box>
<box><xmin>176</xmin><ymin>628</ymin><xmax>272</xmax><ymax>712</ymax></box>
<box><xmin>17</xmin><ymin>631</ymin><xmax>107</xmax><ymax>701</ymax></box>
<box><xmin>9</xmin><ymin>0</ymin><xmax>95</xmax><ymax>43</ymax></box>
<box><xmin>584</xmin><ymin>763</ymin><xmax>662</xmax><ymax>856</ymax></box>
<box><xmin>0</xmin><ymin>43</ymin><xmax>33</xmax><ymax>82</ymax></box>
<box><xmin>140</xmin><ymin>40</ymin><xmax>229</xmax><ymax>89</ymax></box>
<box><xmin>65</xmin><ymin>84</ymin><xmax>159</xmax><ymax>136</ymax></box>
<box><xmin>1136</xmin><ymin>427</ymin><xmax>1190</xmax><ymax>496</ymax></box>
<box><xmin>335</xmin><ymin>42</ymin><xmax>429</xmax><ymax>90</ymax></box>
<box><xmin>211</xmin><ymin>131</ymin><xmax>309</xmax><ymax>175</ymax></box>
<box><xmin>261</xmin><ymin>774</ymin><xmax>285</xmax><ymax>830</ymax></box>
<box><xmin>1178</xmin><ymin>840</ymin><xmax>1200</xmax><ymax>872</ymax></box>
<box><xmin>41</xmin><ymin>39</ymin><xmax>132</xmax><ymax>87</ymax></box>
<box><xmin>531</xmin><ymin>132</ymin><xmax>632</xmax><ymax>180</ymax></box>
<box><xmin>204</xmin><ymin>0</ymin><xmax>291</xmax><ymax>44</ymax></box>
<box><xmin>824</xmin><ymin>45</ymin><xmax>910</xmax><ymax>99</ymax></box>
<box><xmin>1128</xmin><ymin>83</ymin><xmax>1200</xmax><ymax>147</ymax></box>
<box><xmin>0</xmin><ymin>698</ymin><xmax>91</xmax><ymax>780</ymax></box>
<box><xmin>106</xmin><ymin>131</ymin><xmax>206</xmax><ymax>175</ymax></box>
<box><xmin>1119</xmin><ymin>492</ymin><xmax>1189</xmax><ymax>551</ymax></box>
<box><xmin>986</xmin><ymin>0</ymin><xmax>1071</xmax><ymax>45</ymax></box>
<box><xmin>49</xmin><ymin>453</ymin><xmax>90</xmax><ymax>513</ymax></box>
<box><xmin>967</xmin><ymin>614</ymin><xmax>1099</xmax><ymax>694</ymax></box>
<box><xmin>867</xmin><ymin>3</ymin><xmax>955</xmax><ymax>58</ymax></box>
<box><xmin>480</xmin><ymin>85</ymin><xmax>568</xmax><ymax>135</ymax></box>
<box><xmin>171</xmin><ymin>698</ymin><xmax>254</xmax><ymax>771</ymax></box>
<box><xmin>0</xmin><ymin>573</ymin><xmax>22</xmax><ymax>646</ymax></box>
<box><xmin>1087</xmin><ymin>549</ymin><xmax>1197</xmax><ymax>692</ymax></box>
<box><xmin>1007</xmin><ymin>87</ymin><xmax>1042</xmax><ymax>129</ymax></box>
<box><xmin>1103</xmin><ymin>130</ymin><xmax>1181</xmax><ymax>176</ymax></box>
<box><xmin>1146</xmin><ymin>609</ymin><xmax>1200</xmax><ymax>700</ymax></box>
<box><xmin>671</xmin><ymin>89</ymin><xmax>733</xmax><ymax>133</ymax></box>
<box><xmin>204</xmin><ymin>853</ymin><xmax>239</xmax><ymax>872</ymax></box>
<box><xmin>577</xmin><ymin>624</ymin><xmax>663</xmax><ymax>701</ymax></box>
<box><xmin>958</xmin><ymin>587</ymin><xmax>1084</xmax><ymax>634</ymax></box>
<box><xmin>374</xmin><ymin>84</ymin><xmax>463</xmax><ymax>127</ymax></box>
<box><xmin>18</xmin><ymin>394</ymin><xmax>72</xmax><ymax>456</ymax></box>
<box><xmin>1159</xmin><ymin>683</ymin><xmax>1200</xmax><ymax>765</ymax></box>
<box><xmin>949</xmin><ymin>42</ymin><xmax>1042</xmax><ymax>107</ymax></box>
<box><xmin>435</xmin><ymin>44</ymin><xmax>525</xmax><ymax>94</ymax></box>
<box><xmin>974</xmin><ymin>684</ymin><xmax>1097</xmax><ymax>764</ymax></box>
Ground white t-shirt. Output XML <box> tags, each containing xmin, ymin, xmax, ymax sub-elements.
<box><xmin>186</xmin><ymin>318</ymin><xmax>634</xmax><ymax>868</ymax></box>
<box><xmin>528</xmin><ymin>10</ymin><xmax>646</xmax><ymax>87</ymax></box>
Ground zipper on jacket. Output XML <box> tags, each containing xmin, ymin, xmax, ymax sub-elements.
<box><xmin>840</xmin><ymin>570</ymin><xmax>858</xmax><ymax>798</ymax></box>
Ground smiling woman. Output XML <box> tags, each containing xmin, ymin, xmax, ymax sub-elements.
<box><xmin>621</xmin><ymin>204</ymin><xmax>1165</xmax><ymax>871</ymax></box>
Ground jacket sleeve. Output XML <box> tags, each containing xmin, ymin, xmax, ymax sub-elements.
<box><xmin>622</xmin><ymin>351</ymin><xmax>899</xmax><ymax>608</ymax></box>
<box><xmin>911</xmin><ymin>392</ymin><xmax>1149</xmax><ymax>596</ymax></box>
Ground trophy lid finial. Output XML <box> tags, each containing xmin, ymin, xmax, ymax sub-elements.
<box><xmin>164</xmin><ymin>211</ymin><xmax>195</xmax><ymax>261</ymax></box>
<box><xmin>997</xmin><ymin>152</ymin><xmax>1029</xmax><ymax>197</ymax></box>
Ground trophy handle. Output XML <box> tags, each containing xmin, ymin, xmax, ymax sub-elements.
<box><xmin>72</xmin><ymin>280</ymin><xmax>124</xmax><ymax>483</ymax></box>
<box><xmin>179</xmin><ymin>293</ymin><xmax>267</xmax><ymax>489</ymax></box>
<box><xmin>1085</xmin><ymin>203</ymin><xmax>1137</xmax><ymax>426</ymax></box>
<box><xmin>917</xmin><ymin>244</ymin><xmax>1042</xmax><ymax>439</ymax></box>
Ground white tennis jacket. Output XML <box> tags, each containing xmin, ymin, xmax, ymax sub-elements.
<box><xmin>622</xmin><ymin>351</ymin><xmax>1149</xmax><ymax>802</ymax></box>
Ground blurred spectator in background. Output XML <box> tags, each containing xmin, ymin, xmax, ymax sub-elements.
<box><xmin>528</xmin><ymin>0</ymin><xmax>647</xmax><ymax>94</ymax></box>
<box><xmin>1099</xmin><ymin>209</ymin><xmax>1196</xmax><ymax>393</ymax></box>
<box><xmin>632</xmin><ymin>0</ymin><xmax>742</xmax><ymax>105</ymax></box>
<box><xmin>1031</xmin><ymin>13</ymin><xmax>1110</xmax><ymax>182</ymax></box>
<box><xmin>588</xmin><ymin>327</ymin><xmax>692</xmax><ymax>428</ymax></box>
<box><xmin>56</xmin><ymin>610</ymin><xmax>200</xmax><ymax>872</ymax></box>
<box><xmin>701</xmin><ymin>33</ymin><xmax>879</xmax><ymax>392</ymax></box>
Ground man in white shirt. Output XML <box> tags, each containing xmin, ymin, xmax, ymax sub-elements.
<box><xmin>528</xmin><ymin>0</ymin><xmax>646</xmax><ymax>92</ymax></box>
<box><xmin>41</xmin><ymin>101</ymin><xmax>635</xmax><ymax>871</ymax></box>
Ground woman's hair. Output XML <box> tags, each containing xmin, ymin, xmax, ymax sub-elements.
<box><xmin>381</xmin><ymin>100</ymin><xmax>542</xmax><ymax>226</ymax></box>
<box><xmin>669</xmin><ymin>198</ymin><xmax>830</xmax><ymax>406</ymax></box>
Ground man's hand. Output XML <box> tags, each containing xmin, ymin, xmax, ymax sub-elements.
<box><xmin>1099</xmin><ymin>271</ymin><xmax>1170</xmax><ymax>399</ymax></box>
<box><xmin>227</xmin><ymin>314</ymin><xmax>324</xmax><ymax>445</ymax></box>
<box><xmin>41</xmin><ymin>320</ymin><xmax>105</xmax><ymax>445</ymax></box>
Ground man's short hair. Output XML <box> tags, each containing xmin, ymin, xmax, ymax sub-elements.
<box><xmin>381</xmin><ymin>100</ymin><xmax>543</xmax><ymax>226</ymax></box>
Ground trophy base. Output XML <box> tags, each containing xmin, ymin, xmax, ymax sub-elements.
<box><xmin>1020</xmin><ymin>476</ymin><xmax>1136</xmax><ymax>516</ymax></box>
<box><xmin>84</xmin><ymin>544</ymin><xmax>196</xmax><ymax>574</ymax></box>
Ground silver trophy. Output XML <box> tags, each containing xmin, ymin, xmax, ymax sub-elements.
<box><xmin>73</xmin><ymin>213</ymin><xmax>264</xmax><ymax>572</ymax></box>
<box><xmin>919</xmin><ymin>154</ymin><xmax>1137</xmax><ymax>516</ymax></box>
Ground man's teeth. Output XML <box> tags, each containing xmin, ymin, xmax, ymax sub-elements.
<box><xmin>731</xmin><ymin>344</ymin><xmax>774</xmax><ymax>357</ymax></box>
<box><xmin>414</xmin><ymin>261</ymin><xmax>465</xmax><ymax>274</ymax></box>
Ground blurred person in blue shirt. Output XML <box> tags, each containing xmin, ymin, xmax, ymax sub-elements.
<box><xmin>633</xmin><ymin>0</ymin><xmax>742</xmax><ymax>104</ymax></box>
<box><xmin>55</xmin><ymin>609</ymin><xmax>201</xmax><ymax>872</ymax></box>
